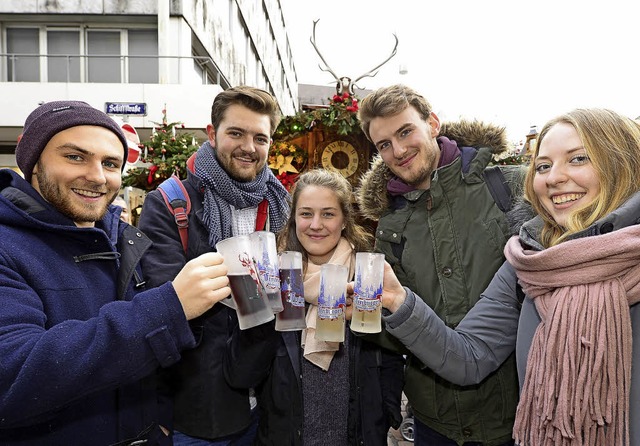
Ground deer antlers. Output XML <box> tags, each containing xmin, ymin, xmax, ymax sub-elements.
<box><xmin>310</xmin><ymin>19</ymin><xmax>399</xmax><ymax>95</ymax></box>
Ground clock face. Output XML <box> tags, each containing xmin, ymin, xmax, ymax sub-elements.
<box><xmin>320</xmin><ymin>140</ymin><xmax>359</xmax><ymax>178</ymax></box>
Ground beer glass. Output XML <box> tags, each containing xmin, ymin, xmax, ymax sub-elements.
<box><xmin>315</xmin><ymin>263</ymin><xmax>348</xmax><ymax>342</ymax></box>
<box><xmin>215</xmin><ymin>235</ymin><xmax>274</xmax><ymax>330</ymax></box>
<box><xmin>351</xmin><ymin>252</ymin><xmax>384</xmax><ymax>334</ymax></box>
<box><xmin>275</xmin><ymin>251</ymin><xmax>307</xmax><ymax>331</ymax></box>
<box><xmin>249</xmin><ymin>231</ymin><xmax>283</xmax><ymax>313</ymax></box>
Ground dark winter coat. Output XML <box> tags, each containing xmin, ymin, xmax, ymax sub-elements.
<box><xmin>138</xmin><ymin>169</ymin><xmax>278</xmax><ymax>439</ymax></box>
<box><xmin>0</xmin><ymin>169</ymin><xmax>195</xmax><ymax>445</ymax></box>
<box><xmin>357</xmin><ymin>120</ymin><xmax>522</xmax><ymax>445</ymax></box>
<box><xmin>251</xmin><ymin>329</ymin><xmax>404</xmax><ymax>446</ymax></box>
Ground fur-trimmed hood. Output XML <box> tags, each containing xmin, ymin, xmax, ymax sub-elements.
<box><xmin>357</xmin><ymin>119</ymin><xmax>509</xmax><ymax>221</ymax></box>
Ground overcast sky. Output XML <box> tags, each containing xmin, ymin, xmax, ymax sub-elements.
<box><xmin>280</xmin><ymin>0</ymin><xmax>640</xmax><ymax>142</ymax></box>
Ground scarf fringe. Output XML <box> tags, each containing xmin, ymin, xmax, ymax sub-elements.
<box><xmin>513</xmin><ymin>279</ymin><xmax>632</xmax><ymax>446</ymax></box>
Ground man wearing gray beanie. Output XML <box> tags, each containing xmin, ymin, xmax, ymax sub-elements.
<box><xmin>0</xmin><ymin>100</ymin><xmax>234</xmax><ymax>445</ymax></box>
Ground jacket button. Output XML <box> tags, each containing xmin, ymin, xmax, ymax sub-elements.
<box><xmin>378</xmin><ymin>230</ymin><xmax>384</xmax><ymax>236</ymax></box>
<box><xmin>136</xmin><ymin>232</ymin><xmax>142</xmax><ymax>237</ymax></box>
<box><xmin>600</xmin><ymin>222</ymin><xmax>614</xmax><ymax>234</ymax></box>
<box><xmin>442</xmin><ymin>267</ymin><xmax>452</xmax><ymax>277</ymax></box>
<box><xmin>128</xmin><ymin>240</ymin><xmax>135</xmax><ymax>245</ymax></box>
<box><xmin>392</xmin><ymin>233</ymin><xmax>398</xmax><ymax>238</ymax></box>
<box><xmin>463</xmin><ymin>428</ymin><xmax>472</xmax><ymax>437</ymax></box>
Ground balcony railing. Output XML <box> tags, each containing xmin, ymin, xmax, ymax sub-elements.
<box><xmin>0</xmin><ymin>53</ymin><xmax>228</xmax><ymax>86</ymax></box>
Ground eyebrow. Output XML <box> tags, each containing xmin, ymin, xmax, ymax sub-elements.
<box><xmin>226</xmin><ymin>125</ymin><xmax>269</xmax><ymax>139</ymax></box>
<box><xmin>374</xmin><ymin>123</ymin><xmax>412</xmax><ymax>147</ymax></box>
<box><xmin>297</xmin><ymin>206</ymin><xmax>338</xmax><ymax>211</ymax></box>
<box><xmin>55</xmin><ymin>143</ymin><xmax>123</xmax><ymax>163</ymax></box>
<box><xmin>536</xmin><ymin>146</ymin><xmax>586</xmax><ymax>160</ymax></box>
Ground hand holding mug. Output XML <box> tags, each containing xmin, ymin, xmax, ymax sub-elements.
<box><xmin>172</xmin><ymin>252</ymin><xmax>231</xmax><ymax>320</ymax></box>
<box><xmin>381</xmin><ymin>261</ymin><xmax>407</xmax><ymax>314</ymax></box>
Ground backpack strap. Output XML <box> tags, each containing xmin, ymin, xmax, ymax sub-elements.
<box><xmin>483</xmin><ymin>166</ymin><xmax>514</xmax><ymax>212</ymax></box>
<box><xmin>157</xmin><ymin>175</ymin><xmax>191</xmax><ymax>254</ymax></box>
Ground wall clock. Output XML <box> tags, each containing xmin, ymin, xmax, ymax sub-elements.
<box><xmin>320</xmin><ymin>139</ymin><xmax>359</xmax><ymax>178</ymax></box>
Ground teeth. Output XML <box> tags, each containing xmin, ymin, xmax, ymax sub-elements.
<box><xmin>552</xmin><ymin>193</ymin><xmax>584</xmax><ymax>204</ymax></box>
<box><xmin>73</xmin><ymin>189</ymin><xmax>102</xmax><ymax>198</ymax></box>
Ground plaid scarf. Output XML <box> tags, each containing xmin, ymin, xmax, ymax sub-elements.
<box><xmin>194</xmin><ymin>141</ymin><xmax>290</xmax><ymax>248</ymax></box>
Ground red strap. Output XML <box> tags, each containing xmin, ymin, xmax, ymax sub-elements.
<box><xmin>158</xmin><ymin>175</ymin><xmax>191</xmax><ymax>254</ymax></box>
<box><xmin>186</xmin><ymin>152</ymin><xmax>196</xmax><ymax>172</ymax></box>
<box><xmin>255</xmin><ymin>199</ymin><xmax>268</xmax><ymax>231</ymax></box>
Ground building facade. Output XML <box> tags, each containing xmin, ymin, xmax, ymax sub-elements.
<box><xmin>0</xmin><ymin>0</ymin><xmax>299</xmax><ymax>169</ymax></box>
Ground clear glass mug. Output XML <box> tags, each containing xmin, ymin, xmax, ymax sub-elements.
<box><xmin>350</xmin><ymin>252</ymin><xmax>384</xmax><ymax>334</ymax></box>
<box><xmin>315</xmin><ymin>263</ymin><xmax>348</xmax><ymax>342</ymax></box>
<box><xmin>215</xmin><ymin>235</ymin><xmax>274</xmax><ymax>330</ymax></box>
<box><xmin>276</xmin><ymin>251</ymin><xmax>307</xmax><ymax>331</ymax></box>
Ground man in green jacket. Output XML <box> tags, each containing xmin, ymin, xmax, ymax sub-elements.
<box><xmin>357</xmin><ymin>84</ymin><xmax>521</xmax><ymax>446</ymax></box>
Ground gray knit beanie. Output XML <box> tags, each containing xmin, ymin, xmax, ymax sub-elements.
<box><xmin>16</xmin><ymin>100</ymin><xmax>128</xmax><ymax>182</ymax></box>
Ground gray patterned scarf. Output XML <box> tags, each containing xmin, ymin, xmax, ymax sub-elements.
<box><xmin>194</xmin><ymin>141</ymin><xmax>290</xmax><ymax>248</ymax></box>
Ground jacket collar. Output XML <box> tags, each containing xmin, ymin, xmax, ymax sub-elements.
<box><xmin>357</xmin><ymin>119</ymin><xmax>509</xmax><ymax>221</ymax></box>
<box><xmin>0</xmin><ymin>168</ymin><xmax>122</xmax><ymax>243</ymax></box>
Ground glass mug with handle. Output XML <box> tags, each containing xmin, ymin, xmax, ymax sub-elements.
<box><xmin>315</xmin><ymin>263</ymin><xmax>348</xmax><ymax>342</ymax></box>
<box><xmin>275</xmin><ymin>251</ymin><xmax>307</xmax><ymax>331</ymax></box>
<box><xmin>350</xmin><ymin>252</ymin><xmax>384</xmax><ymax>334</ymax></box>
<box><xmin>249</xmin><ymin>231</ymin><xmax>284</xmax><ymax>313</ymax></box>
<box><xmin>215</xmin><ymin>235</ymin><xmax>274</xmax><ymax>330</ymax></box>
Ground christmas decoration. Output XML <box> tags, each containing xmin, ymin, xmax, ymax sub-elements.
<box><xmin>490</xmin><ymin>153</ymin><xmax>531</xmax><ymax>166</ymax></box>
<box><xmin>122</xmin><ymin>107</ymin><xmax>200</xmax><ymax>191</ymax></box>
<box><xmin>273</xmin><ymin>92</ymin><xmax>363</xmax><ymax>140</ymax></box>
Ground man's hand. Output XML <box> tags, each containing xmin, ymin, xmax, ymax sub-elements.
<box><xmin>381</xmin><ymin>261</ymin><xmax>407</xmax><ymax>313</ymax></box>
<box><xmin>172</xmin><ymin>252</ymin><xmax>231</xmax><ymax>320</ymax></box>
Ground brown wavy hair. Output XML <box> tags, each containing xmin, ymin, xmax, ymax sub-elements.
<box><xmin>277</xmin><ymin>169</ymin><xmax>373</xmax><ymax>267</ymax></box>
<box><xmin>210</xmin><ymin>86</ymin><xmax>281</xmax><ymax>136</ymax></box>
<box><xmin>357</xmin><ymin>84</ymin><xmax>433</xmax><ymax>143</ymax></box>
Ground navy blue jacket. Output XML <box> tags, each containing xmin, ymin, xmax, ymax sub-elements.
<box><xmin>0</xmin><ymin>169</ymin><xmax>195</xmax><ymax>445</ymax></box>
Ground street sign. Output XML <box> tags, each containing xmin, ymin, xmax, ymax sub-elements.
<box><xmin>105</xmin><ymin>102</ymin><xmax>147</xmax><ymax>116</ymax></box>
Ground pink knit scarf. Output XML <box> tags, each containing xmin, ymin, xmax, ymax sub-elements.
<box><xmin>505</xmin><ymin>225</ymin><xmax>640</xmax><ymax>446</ymax></box>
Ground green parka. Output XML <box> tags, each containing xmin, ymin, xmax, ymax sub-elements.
<box><xmin>357</xmin><ymin>120</ymin><xmax>522</xmax><ymax>446</ymax></box>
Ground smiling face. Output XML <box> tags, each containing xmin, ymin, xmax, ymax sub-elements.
<box><xmin>532</xmin><ymin>122</ymin><xmax>600</xmax><ymax>228</ymax></box>
<box><xmin>208</xmin><ymin>103</ymin><xmax>272</xmax><ymax>182</ymax></box>
<box><xmin>295</xmin><ymin>185</ymin><xmax>345</xmax><ymax>265</ymax></box>
<box><xmin>31</xmin><ymin>125</ymin><xmax>124</xmax><ymax>227</ymax></box>
<box><xmin>369</xmin><ymin>106</ymin><xmax>441</xmax><ymax>189</ymax></box>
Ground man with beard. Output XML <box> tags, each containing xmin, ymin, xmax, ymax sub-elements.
<box><xmin>356</xmin><ymin>85</ymin><xmax>523</xmax><ymax>446</ymax></box>
<box><xmin>0</xmin><ymin>100</ymin><xmax>233</xmax><ymax>445</ymax></box>
<box><xmin>138</xmin><ymin>86</ymin><xmax>290</xmax><ymax>445</ymax></box>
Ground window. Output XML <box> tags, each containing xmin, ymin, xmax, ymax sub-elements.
<box><xmin>3</xmin><ymin>26</ymin><xmax>180</xmax><ymax>84</ymax></box>
<box><xmin>47</xmin><ymin>30</ymin><xmax>81</xmax><ymax>82</ymax></box>
<box><xmin>128</xmin><ymin>30</ymin><xmax>158</xmax><ymax>83</ymax></box>
<box><xmin>6</xmin><ymin>28</ymin><xmax>39</xmax><ymax>82</ymax></box>
<box><xmin>87</xmin><ymin>30</ymin><xmax>121</xmax><ymax>82</ymax></box>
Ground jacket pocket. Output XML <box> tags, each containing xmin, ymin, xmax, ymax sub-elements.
<box><xmin>376</xmin><ymin>211</ymin><xmax>411</xmax><ymax>264</ymax></box>
<box><xmin>484</xmin><ymin>217</ymin><xmax>508</xmax><ymax>253</ymax></box>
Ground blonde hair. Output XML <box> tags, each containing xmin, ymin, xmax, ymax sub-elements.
<box><xmin>277</xmin><ymin>169</ymin><xmax>372</xmax><ymax>265</ymax></box>
<box><xmin>524</xmin><ymin>108</ymin><xmax>640</xmax><ymax>247</ymax></box>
